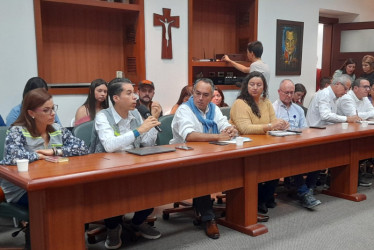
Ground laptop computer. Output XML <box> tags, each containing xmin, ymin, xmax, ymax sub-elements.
<box><xmin>126</xmin><ymin>146</ymin><xmax>176</xmax><ymax>156</ymax></box>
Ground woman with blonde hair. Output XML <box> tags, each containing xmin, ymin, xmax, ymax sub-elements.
<box><xmin>361</xmin><ymin>55</ymin><xmax>374</xmax><ymax>85</ymax></box>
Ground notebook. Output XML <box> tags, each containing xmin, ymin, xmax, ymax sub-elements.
<box><xmin>358</xmin><ymin>121</ymin><xmax>374</xmax><ymax>125</ymax></box>
<box><xmin>126</xmin><ymin>146</ymin><xmax>176</xmax><ymax>156</ymax></box>
<box><xmin>220</xmin><ymin>137</ymin><xmax>252</xmax><ymax>144</ymax></box>
<box><xmin>268</xmin><ymin>131</ymin><xmax>301</xmax><ymax>137</ymax></box>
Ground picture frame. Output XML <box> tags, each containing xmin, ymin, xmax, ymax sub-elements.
<box><xmin>276</xmin><ymin>19</ymin><xmax>304</xmax><ymax>76</ymax></box>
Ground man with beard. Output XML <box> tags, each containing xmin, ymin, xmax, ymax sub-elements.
<box><xmin>136</xmin><ymin>80</ymin><xmax>163</xmax><ymax>118</ymax></box>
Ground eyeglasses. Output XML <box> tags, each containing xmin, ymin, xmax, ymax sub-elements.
<box><xmin>339</xmin><ymin>82</ymin><xmax>349</xmax><ymax>91</ymax></box>
<box><xmin>35</xmin><ymin>104</ymin><xmax>58</xmax><ymax>115</ymax></box>
<box><xmin>359</xmin><ymin>85</ymin><xmax>371</xmax><ymax>90</ymax></box>
<box><xmin>280</xmin><ymin>89</ymin><xmax>294</xmax><ymax>96</ymax></box>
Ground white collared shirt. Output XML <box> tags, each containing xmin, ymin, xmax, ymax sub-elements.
<box><xmin>95</xmin><ymin>106</ymin><xmax>157</xmax><ymax>152</ymax></box>
<box><xmin>306</xmin><ymin>86</ymin><xmax>347</xmax><ymax>126</ymax></box>
<box><xmin>273</xmin><ymin>99</ymin><xmax>307</xmax><ymax>129</ymax></box>
<box><xmin>337</xmin><ymin>90</ymin><xmax>374</xmax><ymax>120</ymax></box>
<box><xmin>170</xmin><ymin>103</ymin><xmax>231</xmax><ymax>144</ymax></box>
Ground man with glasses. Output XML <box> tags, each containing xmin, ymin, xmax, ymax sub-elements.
<box><xmin>273</xmin><ymin>79</ymin><xmax>307</xmax><ymax>129</ymax></box>
<box><xmin>170</xmin><ymin>78</ymin><xmax>237</xmax><ymax>240</ymax></box>
<box><xmin>337</xmin><ymin>78</ymin><xmax>374</xmax><ymax>187</ymax></box>
<box><xmin>273</xmin><ymin>79</ymin><xmax>321</xmax><ymax>208</ymax></box>
<box><xmin>306</xmin><ymin>75</ymin><xmax>360</xmax><ymax>127</ymax></box>
<box><xmin>337</xmin><ymin>78</ymin><xmax>374</xmax><ymax>119</ymax></box>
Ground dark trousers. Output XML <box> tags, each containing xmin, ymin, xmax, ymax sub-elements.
<box><xmin>294</xmin><ymin>171</ymin><xmax>320</xmax><ymax>195</ymax></box>
<box><xmin>193</xmin><ymin>195</ymin><xmax>215</xmax><ymax>222</ymax></box>
<box><xmin>104</xmin><ymin>208</ymin><xmax>154</xmax><ymax>229</ymax></box>
<box><xmin>16</xmin><ymin>192</ymin><xmax>29</xmax><ymax>208</ymax></box>
<box><xmin>258</xmin><ymin>179</ymin><xmax>279</xmax><ymax>204</ymax></box>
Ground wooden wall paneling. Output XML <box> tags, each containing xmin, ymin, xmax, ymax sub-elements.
<box><xmin>188</xmin><ymin>0</ymin><xmax>258</xmax><ymax>87</ymax></box>
<box><xmin>331</xmin><ymin>21</ymin><xmax>374</xmax><ymax>78</ymax></box>
<box><xmin>41</xmin><ymin>4</ymin><xmax>125</xmax><ymax>83</ymax></box>
<box><xmin>33</xmin><ymin>0</ymin><xmax>145</xmax><ymax>94</ymax></box>
<box><xmin>321</xmin><ymin>24</ymin><xmax>333</xmax><ymax>78</ymax></box>
<box><xmin>191</xmin><ymin>0</ymin><xmax>237</xmax><ymax>60</ymax></box>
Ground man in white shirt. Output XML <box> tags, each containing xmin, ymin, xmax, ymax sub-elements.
<box><xmin>337</xmin><ymin>78</ymin><xmax>374</xmax><ymax>120</ymax></box>
<box><xmin>93</xmin><ymin>78</ymin><xmax>161</xmax><ymax>250</ymax></box>
<box><xmin>170</xmin><ymin>78</ymin><xmax>237</xmax><ymax>239</ymax></box>
<box><xmin>306</xmin><ymin>75</ymin><xmax>360</xmax><ymax>127</ymax></box>
<box><xmin>337</xmin><ymin>77</ymin><xmax>374</xmax><ymax>187</ymax></box>
<box><xmin>273</xmin><ymin>79</ymin><xmax>321</xmax><ymax>208</ymax></box>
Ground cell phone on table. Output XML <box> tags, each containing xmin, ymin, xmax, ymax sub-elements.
<box><xmin>209</xmin><ymin>141</ymin><xmax>229</xmax><ymax>146</ymax></box>
<box><xmin>175</xmin><ymin>146</ymin><xmax>194</xmax><ymax>150</ymax></box>
<box><xmin>309</xmin><ymin>126</ymin><xmax>326</xmax><ymax>129</ymax></box>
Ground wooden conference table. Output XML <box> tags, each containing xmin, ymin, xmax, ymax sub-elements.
<box><xmin>0</xmin><ymin>123</ymin><xmax>373</xmax><ymax>249</ymax></box>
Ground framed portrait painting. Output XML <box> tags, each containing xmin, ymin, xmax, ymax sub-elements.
<box><xmin>276</xmin><ymin>19</ymin><xmax>304</xmax><ymax>75</ymax></box>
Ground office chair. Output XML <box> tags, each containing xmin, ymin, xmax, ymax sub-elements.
<box><xmin>156</xmin><ymin>115</ymin><xmax>197</xmax><ymax>220</ymax></box>
<box><xmin>156</xmin><ymin>114</ymin><xmax>174</xmax><ymax>146</ymax></box>
<box><xmin>0</xmin><ymin>126</ymin><xmax>30</xmax><ymax>250</ymax></box>
<box><xmin>220</xmin><ymin>106</ymin><xmax>231</xmax><ymax>120</ymax></box>
<box><xmin>72</xmin><ymin>120</ymin><xmax>94</xmax><ymax>146</ymax></box>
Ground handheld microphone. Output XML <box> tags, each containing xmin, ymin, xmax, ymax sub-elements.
<box><xmin>137</xmin><ymin>105</ymin><xmax>162</xmax><ymax>132</ymax></box>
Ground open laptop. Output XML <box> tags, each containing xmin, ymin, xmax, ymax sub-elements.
<box><xmin>126</xmin><ymin>146</ymin><xmax>176</xmax><ymax>156</ymax></box>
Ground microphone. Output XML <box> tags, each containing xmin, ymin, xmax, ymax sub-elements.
<box><xmin>137</xmin><ymin>105</ymin><xmax>162</xmax><ymax>132</ymax></box>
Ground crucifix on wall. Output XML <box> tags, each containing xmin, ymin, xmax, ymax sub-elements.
<box><xmin>153</xmin><ymin>8</ymin><xmax>180</xmax><ymax>59</ymax></box>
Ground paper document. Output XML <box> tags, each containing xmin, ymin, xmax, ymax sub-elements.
<box><xmin>220</xmin><ymin>137</ymin><xmax>252</xmax><ymax>144</ymax></box>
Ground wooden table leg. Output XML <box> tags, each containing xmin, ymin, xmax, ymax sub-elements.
<box><xmin>217</xmin><ymin>157</ymin><xmax>268</xmax><ymax>236</ymax></box>
<box><xmin>28</xmin><ymin>187</ymin><xmax>86</xmax><ymax>250</ymax></box>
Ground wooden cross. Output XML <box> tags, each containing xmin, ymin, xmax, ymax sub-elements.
<box><xmin>153</xmin><ymin>8</ymin><xmax>180</xmax><ymax>59</ymax></box>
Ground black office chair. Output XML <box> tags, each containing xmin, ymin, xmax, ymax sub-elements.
<box><xmin>72</xmin><ymin>120</ymin><xmax>94</xmax><ymax>147</ymax></box>
<box><xmin>156</xmin><ymin>114</ymin><xmax>174</xmax><ymax>146</ymax></box>
<box><xmin>0</xmin><ymin>126</ymin><xmax>30</xmax><ymax>249</ymax></box>
<box><xmin>156</xmin><ymin>115</ymin><xmax>197</xmax><ymax>220</ymax></box>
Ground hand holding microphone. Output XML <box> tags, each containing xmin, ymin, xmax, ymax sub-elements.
<box><xmin>137</xmin><ymin>105</ymin><xmax>162</xmax><ymax>132</ymax></box>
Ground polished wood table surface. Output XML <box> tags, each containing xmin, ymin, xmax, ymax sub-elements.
<box><xmin>0</xmin><ymin>123</ymin><xmax>373</xmax><ymax>249</ymax></box>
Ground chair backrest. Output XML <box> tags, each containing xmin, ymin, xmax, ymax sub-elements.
<box><xmin>72</xmin><ymin>120</ymin><xmax>94</xmax><ymax>147</ymax></box>
<box><xmin>0</xmin><ymin>127</ymin><xmax>30</xmax><ymax>222</ymax></box>
<box><xmin>0</xmin><ymin>126</ymin><xmax>8</xmax><ymax>161</ymax></box>
<box><xmin>156</xmin><ymin>114</ymin><xmax>174</xmax><ymax>146</ymax></box>
<box><xmin>220</xmin><ymin>106</ymin><xmax>231</xmax><ymax>120</ymax></box>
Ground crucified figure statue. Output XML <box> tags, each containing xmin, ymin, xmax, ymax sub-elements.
<box><xmin>159</xmin><ymin>18</ymin><xmax>175</xmax><ymax>47</ymax></box>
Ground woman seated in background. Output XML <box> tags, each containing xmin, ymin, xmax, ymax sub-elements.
<box><xmin>230</xmin><ymin>71</ymin><xmax>288</xmax><ymax>216</ymax></box>
<box><xmin>361</xmin><ymin>55</ymin><xmax>374</xmax><ymax>86</ymax></box>
<box><xmin>333</xmin><ymin>58</ymin><xmax>356</xmax><ymax>83</ymax></box>
<box><xmin>293</xmin><ymin>83</ymin><xmax>308</xmax><ymax>115</ymax></box>
<box><xmin>1</xmin><ymin>88</ymin><xmax>88</xmax><ymax>208</ymax></box>
<box><xmin>211</xmin><ymin>86</ymin><xmax>228</xmax><ymax>107</ymax></box>
<box><xmin>74</xmin><ymin>79</ymin><xmax>108</xmax><ymax>126</ymax></box>
<box><xmin>170</xmin><ymin>85</ymin><xmax>193</xmax><ymax>114</ymax></box>
<box><xmin>6</xmin><ymin>77</ymin><xmax>62</xmax><ymax>126</ymax></box>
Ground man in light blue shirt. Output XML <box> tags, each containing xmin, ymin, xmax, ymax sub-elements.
<box><xmin>273</xmin><ymin>79</ymin><xmax>321</xmax><ymax>209</ymax></box>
